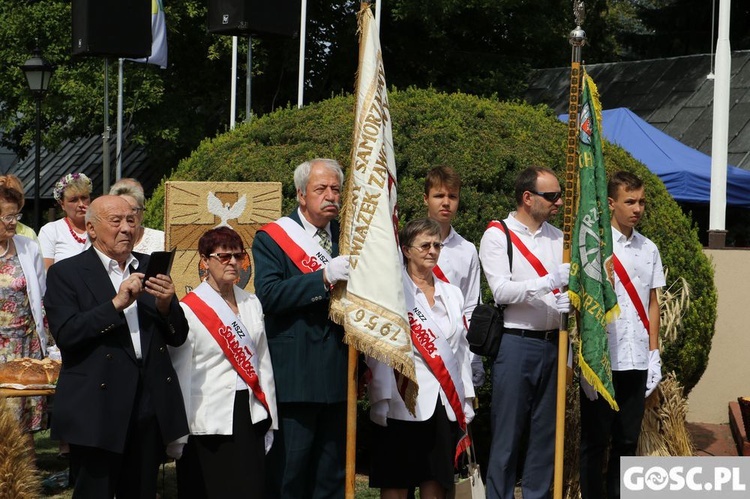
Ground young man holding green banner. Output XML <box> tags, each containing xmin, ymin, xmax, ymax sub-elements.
<box><xmin>579</xmin><ymin>171</ymin><xmax>665</xmax><ymax>499</ymax></box>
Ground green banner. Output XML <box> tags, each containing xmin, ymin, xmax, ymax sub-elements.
<box><xmin>569</xmin><ymin>71</ymin><xmax>620</xmax><ymax>410</ymax></box>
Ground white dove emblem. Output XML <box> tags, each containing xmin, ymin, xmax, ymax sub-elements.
<box><xmin>207</xmin><ymin>192</ymin><xmax>247</xmax><ymax>228</ymax></box>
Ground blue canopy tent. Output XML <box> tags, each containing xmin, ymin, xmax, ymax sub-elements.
<box><xmin>559</xmin><ymin>108</ymin><xmax>750</xmax><ymax>208</ymax></box>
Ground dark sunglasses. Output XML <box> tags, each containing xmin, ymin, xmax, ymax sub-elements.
<box><xmin>530</xmin><ymin>191</ymin><xmax>563</xmax><ymax>203</ymax></box>
<box><xmin>209</xmin><ymin>252</ymin><xmax>246</xmax><ymax>264</ymax></box>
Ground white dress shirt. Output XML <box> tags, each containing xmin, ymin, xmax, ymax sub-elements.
<box><xmin>608</xmin><ymin>227</ymin><xmax>665</xmax><ymax>371</ymax></box>
<box><xmin>479</xmin><ymin>212</ymin><xmax>563</xmax><ymax>331</ymax></box>
<box><xmin>438</xmin><ymin>227</ymin><xmax>481</xmax><ymax>321</ymax></box>
<box><xmin>93</xmin><ymin>248</ymin><xmax>142</xmax><ymax>359</ymax></box>
<box><xmin>297</xmin><ymin>207</ymin><xmax>331</xmax><ymax>247</ymax></box>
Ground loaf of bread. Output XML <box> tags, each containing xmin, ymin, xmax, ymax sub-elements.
<box><xmin>0</xmin><ymin>358</ymin><xmax>61</xmax><ymax>387</ymax></box>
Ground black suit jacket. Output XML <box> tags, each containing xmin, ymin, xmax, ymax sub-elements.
<box><xmin>44</xmin><ymin>247</ymin><xmax>189</xmax><ymax>454</ymax></box>
<box><xmin>252</xmin><ymin>210</ymin><xmax>348</xmax><ymax>404</ymax></box>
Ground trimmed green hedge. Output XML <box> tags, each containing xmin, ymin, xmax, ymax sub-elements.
<box><xmin>145</xmin><ymin>87</ymin><xmax>716</xmax><ymax>394</ymax></box>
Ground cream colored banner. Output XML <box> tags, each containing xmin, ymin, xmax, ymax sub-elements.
<box><xmin>164</xmin><ymin>181</ymin><xmax>282</xmax><ymax>298</ymax></box>
<box><xmin>330</xmin><ymin>6</ymin><xmax>417</xmax><ymax>410</ymax></box>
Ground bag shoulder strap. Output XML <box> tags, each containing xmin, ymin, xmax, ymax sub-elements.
<box><xmin>480</xmin><ymin>220</ymin><xmax>513</xmax><ymax>307</ymax></box>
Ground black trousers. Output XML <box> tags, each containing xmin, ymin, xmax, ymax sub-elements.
<box><xmin>579</xmin><ymin>369</ymin><xmax>648</xmax><ymax>499</ymax></box>
<box><xmin>69</xmin><ymin>369</ymin><xmax>163</xmax><ymax>499</ymax></box>
<box><xmin>69</xmin><ymin>416</ymin><xmax>162</xmax><ymax>499</ymax></box>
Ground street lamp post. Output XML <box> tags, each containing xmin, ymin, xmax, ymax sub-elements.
<box><xmin>21</xmin><ymin>48</ymin><xmax>54</xmax><ymax>232</ymax></box>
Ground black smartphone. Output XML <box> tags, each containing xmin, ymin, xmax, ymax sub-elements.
<box><xmin>143</xmin><ymin>249</ymin><xmax>176</xmax><ymax>282</ymax></box>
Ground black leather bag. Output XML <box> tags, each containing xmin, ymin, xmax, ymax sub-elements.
<box><xmin>466</xmin><ymin>220</ymin><xmax>512</xmax><ymax>360</ymax></box>
<box><xmin>467</xmin><ymin>302</ymin><xmax>505</xmax><ymax>359</ymax></box>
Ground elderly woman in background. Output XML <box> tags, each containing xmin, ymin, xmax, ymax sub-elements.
<box><xmin>0</xmin><ymin>186</ymin><xmax>49</xmax><ymax>438</ymax></box>
<box><xmin>170</xmin><ymin>227</ymin><xmax>277</xmax><ymax>498</ymax></box>
<box><xmin>38</xmin><ymin>172</ymin><xmax>92</xmax><ymax>269</ymax></box>
<box><xmin>368</xmin><ymin>218</ymin><xmax>475</xmax><ymax>499</ymax></box>
<box><xmin>0</xmin><ymin>175</ymin><xmax>37</xmax><ymax>241</ymax></box>
<box><xmin>109</xmin><ymin>178</ymin><xmax>165</xmax><ymax>254</ymax></box>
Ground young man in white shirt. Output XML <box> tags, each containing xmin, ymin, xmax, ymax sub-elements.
<box><xmin>579</xmin><ymin>171</ymin><xmax>665</xmax><ymax>499</ymax></box>
<box><xmin>423</xmin><ymin>166</ymin><xmax>485</xmax><ymax>386</ymax></box>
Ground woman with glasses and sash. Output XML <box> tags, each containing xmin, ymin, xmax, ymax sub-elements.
<box><xmin>0</xmin><ymin>186</ymin><xmax>50</xmax><ymax>442</ymax></box>
<box><xmin>368</xmin><ymin>218</ymin><xmax>475</xmax><ymax>499</ymax></box>
<box><xmin>169</xmin><ymin>227</ymin><xmax>278</xmax><ymax>498</ymax></box>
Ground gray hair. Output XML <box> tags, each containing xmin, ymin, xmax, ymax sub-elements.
<box><xmin>109</xmin><ymin>178</ymin><xmax>145</xmax><ymax>208</ymax></box>
<box><xmin>399</xmin><ymin>218</ymin><xmax>442</xmax><ymax>264</ymax></box>
<box><xmin>293</xmin><ymin>158</ymin><xmax>344</xmax><ymax>193</ymax></box>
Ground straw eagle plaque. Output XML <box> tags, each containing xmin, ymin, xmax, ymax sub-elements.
<box><xmin>164</xmin><ymin>181</ymin><xmax>282</xmax><ymax>298</ymax></box>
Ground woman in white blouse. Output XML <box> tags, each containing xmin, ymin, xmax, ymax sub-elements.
<box><xmin>368</xmin><ymin>218</ymin><xmax>475</xmax><ymax>499</ymax></box>
<box><xmin>169</xmin><ymin>227</ymin><xmax>277</xmax><ymax>498</ymax></box>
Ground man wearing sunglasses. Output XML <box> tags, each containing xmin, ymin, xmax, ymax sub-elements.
<box><xmin>253</xmin><ymin>158</ymin><xmax>350</xmax><ymax>499</ymax></box>
<box><xmin>479</xmin><ymin>166</ymin><xmax>571</xmax><ymax>499</ymax></box>
<box><xmin>423</xmin><ymin>166</ymin><xmax>485</xmax><ymax>387</ymax></box>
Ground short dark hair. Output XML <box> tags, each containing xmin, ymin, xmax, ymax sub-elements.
<box><xmin>514</xmin><ymin>166</ymin><xmax>556</xmax><ymax>205</ymax></box>
<box><xmin>608</xmin><ymin>171</ymin><xmax>643</xmax><ymax>199</ymax></box>
<box><xmin>198</xmin><ymin>227</ymin><xmax>245</xmax><ymax>256</ymax></box>
<box><xmin>399</xmin><ymin>218</ymin><xmax>441</xmax><ymax>264</ymax></box>
<box><xmin>0</xmin><ymin>186</ymin><xmax>23</xmax><ymax>209</ymax></box>
<box><xmin>424</xmin><ymin>166</ymin><xmax>461</xmax><ymax>195</ymax></box>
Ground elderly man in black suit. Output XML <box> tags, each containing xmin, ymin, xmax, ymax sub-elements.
<box><xmin>44</xmin><ymin>195</ymin><xmax>189</xmax><ymax>498</ymax></box>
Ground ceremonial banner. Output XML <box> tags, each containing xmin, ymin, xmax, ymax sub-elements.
<box><xmin>130</xmin><ymin>0</ymin><xmax>168</xmax><ymax>68</ymax></box>
<box><xmin>330</xmin><ymin>4</ymin><xmax>417</xmax><ymax>412</ymax></box>
<box><xmin>164</xmin><ymin>181</ymin><xmax>282</xmax><ymax>298</ymax></box>
<box><xmin>568</xmin><ymin>71</ymin><xmax>620</xmax><ymax>410</ymax></box>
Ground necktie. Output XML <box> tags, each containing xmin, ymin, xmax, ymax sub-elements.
<box><xmin>317</xmin><ymin>228</ymin><xmax>332</xmax><ymax>254</ymax></box>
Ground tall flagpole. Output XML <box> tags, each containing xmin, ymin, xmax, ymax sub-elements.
<box><xmin>554</xmin><ymin>2</ymin><xmax>585</xmax><ymax>498</ymax></box>
<box><xmin>230</xmin><ymin>36</ymin><xmax>238</xmax><ymax>129</ymax></box>
<box><xmin>708</xmin><ymin>0</ymin><xmax>731</xmax><ymax>248</ymax></box>
<box><xmin>116</xmin><ymin>58</ymin><xmax>124</xmax><ymax>180</ymax></box>
<box><xmin>102</xmin><ymin>59</ymin><xmax>111</xmax><ymax>195</ymax></box>
<box><xmin>297</xmin><ymin>0</ymin><xmax>308</xmax><ymax>108</ymax></box>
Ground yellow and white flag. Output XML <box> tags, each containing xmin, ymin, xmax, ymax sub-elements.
<box><xmin>131</xmin><ymin>0</ymin><xmax>168</xmax><ymax>69</ymax></box>
<box><xmin>330</xmin><ymin>4</ymin><xmax>417</xmax><ymax>412</ymax></box>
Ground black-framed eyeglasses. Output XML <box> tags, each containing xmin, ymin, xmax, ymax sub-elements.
<box><xmin>209</xmin><ymin>252</ymin><xmax>246</xmax><ymax>264</ymax></box>
<box><xmin>410</xmin><ymin>242</ymin><xmax>444</xmax><ymax>252</ymax></box>
<box><xmin>0</xmin><ymin>213</ymin><xmax>22</xmax><ymax>224</ymax></box>
<box><xmin>530</xmin><ymin>191</ymin><xmax>563</xmax><ymax>203</ymax></box>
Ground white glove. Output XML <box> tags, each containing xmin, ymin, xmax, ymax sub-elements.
<box><xmin>463</xmin><ymin>399</ymin><xmax>475</xmax><ymax>425</ymax></box>
<box><xmin>370</xmin><ymin>400</ymin><xmax>389</xmax><ymax>427</ymax></box>
<box><xmin>324</xmin><ymin>255</ymin><xmax>350</xmax><ymax>285</ymax></box>
<box><xmin>46</xmin><ymin>345</ymin><xmax>62</xmax><ymax>361</ymax></box>
<box><xmin>471</xmin><ymin>354</ymin><xmax>486</xmax><ymax>387</ymax></box>
<box><xmin>548</xmin><ymin>263</ymin><xmax>570</xmax><ymax>289</ymax></box>
<box><xmin>580</xmin><ymin>374</ymin><xmax>598</xmax><ymax>401</ymax></box>
<box><xmin>264</xmin><ymin>429</ymin><xmax>274</xmax><ymax>454</ymax></box>
<box><xmin>555</xmin><ymin>292</ymin><xmax>571</xmax><ymax>313</ymax></box>
<box><xmin>645</xmin><ymin>349</ymin><xmax>663</xmax><ymax>397</ymax></box>
<box><xmin>166</xmin><ymin>441</ymin><xmax>185</xmax><ymax>460</ymax></box>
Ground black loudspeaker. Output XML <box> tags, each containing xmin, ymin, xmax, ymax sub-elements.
<box><xmin>207</xmin><ymin>0</ymin><xmax>301</xmax><ymax>37</ymax></box>
<box><xmin>72</xmin><ymin>0</ymin><xmax>151</xmax><ymax>58</ymax></box>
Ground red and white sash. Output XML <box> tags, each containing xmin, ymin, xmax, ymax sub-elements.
<box><xmin>181</xmin><ymin>282</ymin><xmax>270</xmax><ymax>416</ymax></box>
<box><xmin>612</xmin><ymin>254</ymin><xmax>650</xmax><ymax>335</ymax></box>
<box><xmin>432</xmin><ymin>264</ymin><xmax>450</xmax><ymax>283</ymax></box>
<box><xmin>487</xmin><ymin>220</ymin><xmax>561</xmax><ymax>295</ymax></box>
<box><xmin>403</xmin><ymin>280</ymin><xmax>471</xmax><ymax>464</ymax></box>
<box><xmin>258</xmin><ymin>217</ymin><xmax>332</xmax><ymax>274</ymax></box>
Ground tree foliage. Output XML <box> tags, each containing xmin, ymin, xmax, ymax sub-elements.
<box><xmin>2</xmin><ymin>1</ymin><xmax>745</xmax><ymax>181</ymax></box>
<box><xmin>144</xmin><ymin>88</ymin><xmax>716</xmax><ymax>394</ymax></box>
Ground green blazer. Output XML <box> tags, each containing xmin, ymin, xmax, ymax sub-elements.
<box><xmin>252</xmin><ymin>210</ymin><xmax>347</xmax><ymax>404</ymax></box>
